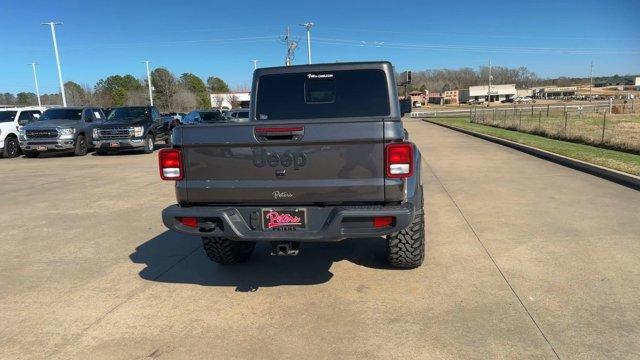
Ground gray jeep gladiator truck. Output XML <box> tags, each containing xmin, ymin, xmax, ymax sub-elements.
<box><xmin>19</xmin><ymin>107</ymin><xmax>105</xmax><ymax>157</ymax></box>
<box><xmin>160</xmin><ymin>61</ymin><xmax>425</xmax><ymax>268</ymax></box>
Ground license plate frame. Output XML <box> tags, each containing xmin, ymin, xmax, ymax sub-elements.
<box><xmin>109</xmin><ymin>142</ymin><xmax>120</xmax><ymax>148</ymax></box>
<box><xmin>36</xmin><ymin>145</ymin><xmax>47</xmax><ymax>151</ymax></box>
<box><xmin>261</xmin><ymin>208</ymin><xmax>307</xmax><ymax>231</ymax></box>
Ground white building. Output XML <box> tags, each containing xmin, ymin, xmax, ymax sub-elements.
<box><xmin>468</xmin><ymin>84</ymin><xmax>516</xmax><ymax>103</ymax></box>
<box><xmin>210</xmin><ymin>92</ymin><xmax>250</xmax><ymax>109</ymax></box>
<box><xmin>635</xmin><ymin>77</ymin><xmax>640</xmax><ymax>87</ymax></box>
<box><xmin>517</xmin><ymin>89</ymin><xmax>533</xmax><ymax>97</ymax></box>
<box><xmin>541</xmin><ymin>86</ymin><xmax>577</xmax><ymax>99</ymax></box>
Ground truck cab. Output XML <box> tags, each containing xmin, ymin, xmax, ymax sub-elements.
<box><xmin>160</xmin><ymin>62</ymin><xmax>425</xmax><ymax>268</ymax></box>
<box><xmin>0</xmin><ymin>106</ymin><xmax>46</xmax><ymax>158</ymax></box>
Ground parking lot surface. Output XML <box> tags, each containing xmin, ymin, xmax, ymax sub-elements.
<box><xmin>1</xmin><ymin>121</ymin><xmax>639</xmax><ymax>359</ymax></box>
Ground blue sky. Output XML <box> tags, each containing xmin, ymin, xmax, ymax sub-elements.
<box><xmin>1</xmin><ymin>0</ymin><xmax>638</xmax><ymax>94</ymax></box>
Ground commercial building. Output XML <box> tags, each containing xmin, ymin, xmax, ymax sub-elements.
<box><xmin>636</xmin><ymin>77</ymin><xmax>640</xmax><ymax>90</ymax></box>
<box><xmin>468</xmin><ymin>84</ymin><xmax>517</xmax><ymax>103</ymax></box>
<box><xmin>426</xmin><ymin>92</ymin><xmax>443</xmax><ymax>104</ymax></box>
<box><xmin>541</xmin><ymin>86</ymin><xmax>577</xmax><ymax>99</ymax></box>
<box><xmin>443</xmin><ymin>90</ymin><xmax>459</xmax><ymax>104</ymax></box>
<box><xmin>408</xmin><ymin>91</ymin><xmax>426</xmax><ymax>106</ymax></box>
<box><xmin>516</xmin><ymin>89</ymin><xmax>533</xmax><ymax>97</ymax></box>
<box><xmin>210</xmin><ymin>92</ymin><xmax>250</xmax><ymax>109</ymax></box>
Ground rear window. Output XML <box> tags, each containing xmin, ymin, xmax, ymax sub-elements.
<box><xmin>0</xmin><ymin>111</ymin><xmax>17</xmax><ymax>123</ymax></box>
<box><xmin>256</xmin><ymin>69</ymin><xmax>390</xmax><ymax>120</ymax></box>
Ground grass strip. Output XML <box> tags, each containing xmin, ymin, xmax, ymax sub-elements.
<box><xmin>427</xmin><ymin>117</ymin><xmax>640</xmax><ymax>176</ymax></box>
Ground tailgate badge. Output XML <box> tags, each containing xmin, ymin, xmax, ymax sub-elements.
<box><xmin>276</xmin><ymin>169</ymin><xmax>286</xmax><ymax>177</ymax></box>
<box><xmin>273</xmin><ymin>191</ymin><xmax>293</xmax><ymax>200</ymax></box>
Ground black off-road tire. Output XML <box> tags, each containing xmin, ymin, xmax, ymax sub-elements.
<box><xmin>202</xmin><ymin>237</ymin><xmax>256</xmax><ymax>265</ymax></box>
<box><xmin>23</xmin><ymin>151</ymin><xmax>39</xmax><ymax>158</ymax></box>
<box><xmin>3</xmin><ymin>136</ymin><xmax>20</xmax><ymax>158</ymax></box>
<box><xmin>387</xmin><ymin>208</ymin><xmax>425</xmax><ymax>268</ymax></box>
<box><xmin>73</xmin><ymin>135</ymin><xmax>88</xmax><ymax>156</ymax></box>
<box><xmin>143</xmin><ymin>134</ymin><xmax>155</xmax><ymax>154</ymax></box>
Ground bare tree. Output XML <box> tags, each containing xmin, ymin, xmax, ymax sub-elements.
<box><xmin>173</xmin><ymin>90</ymin><xmax>197</xmax><ymax>112</ymax></box>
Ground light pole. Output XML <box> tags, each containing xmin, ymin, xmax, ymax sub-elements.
<box><xmin>487</xmin><ymin>60</ymin><xmax>492</xmax><ymax>107</ymax></box>
<box><xmin>300</xmin><ymin>22</ymin><xmax>314</xmax><ymax>64</ymax></box>
<box><xmin>42</xmin><ymin>22</ymin><xmax>66</xmax><ymax>107</ymax></box>
<box><xmin>589</xmin><ymin>61</ymin><xmax>593</xmax><ymax>102</ymax></box>
<box><xmin>30</xmin><ymin>63</ymin><xmax>42</xmax><ymax>107</ymax></box>
<box><xmin>251</xmin><ymin>59</ymin><xmax>259</xmax><ymax>70</ymax></box>
<box><xmin>143</xmin><ymin>61</ymin><xmax>153</xmax><ymax>106</ymax></box>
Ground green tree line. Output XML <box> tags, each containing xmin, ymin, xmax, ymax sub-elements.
<box><xmin>0</xmin><ymin>68</ymin><xmax>231</xmax><ymax>112</ymax></box>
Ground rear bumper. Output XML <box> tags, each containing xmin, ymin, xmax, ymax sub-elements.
<box><xmin>93</xmin><ymin>138</ymin><xmax>145</xmax><ymax>150</ymax></box>
<box><xmin>20</xmin><ymin>139</ymin><xmax>75</xmax><ymax>151</ymax></box>
<box><xmin>162</xmin><ymin>203</ymin><xmax>415</xmax><ymax>241</ymax></box>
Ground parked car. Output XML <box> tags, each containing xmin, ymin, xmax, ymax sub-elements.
<box><xmin>501</xmin><ymin>98</ymin><xmax>514</xmax><ymax>103</ymax></box>
<box><xmin>225</xmin><ymin>108</ymin><xmax>250</xmax><ymax>122</ymax></box>
<box><xmin>515</xmin><ymin>97</ymin><xmax>534</xmax><ymax>103</ymax></box>
<box><xmin>18</xmin><ymin>107</ymin><xmax>104</xmax><ymax>158</ymax></box>
<box><xmin>0</xmin><ymin>106</ymin><xmax>46</xmax><ymax>158</ymax></box>
<box><xmin>92</xmin><ymin>106</ymin><xmax>169</xmax><ymax>155</ymax></box>
<box><xmin>161</xmin><ymin>112</ymin><xmax>187</xmax><ymax>133</ymax></box>
<box><xmin>181</xmin><ymin>109</ymin><xmax>228</xmax><ymax>124</ymax></box>
<box><xmin>160</xmin><ymin>61</ymin><xmax>425</xmax><ymax>268</ymax></box>
<box><xmin>468</xmin><ymin>99</ymin><xmax>485</xmax><ymax>105</ymax></box>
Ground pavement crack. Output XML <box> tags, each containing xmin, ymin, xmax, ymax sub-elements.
<box><xmin>422</xmin><ymin>158</ymin><xmax>561</xmax><ymax>360</ymax></box>
<box><xmin>46</xmin><ymin>244</ymin><xmax>201</xmax><ymax>358</ymax></box>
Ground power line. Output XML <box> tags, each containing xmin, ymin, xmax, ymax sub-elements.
<box><xmin>326</xmin><ymin>26</ymin><xmax>640</xmax><ymax>41</ymax></box>
<box><xmin>312</xmin><ymin>37</ymin><xmax>640</xmax><ymax>55</ymax></box>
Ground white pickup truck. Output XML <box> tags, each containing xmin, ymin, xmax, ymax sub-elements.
<box><xmin>0</xmin><ymin>107</ymin><xmax>47</xmax><ymax>158</ymax></box>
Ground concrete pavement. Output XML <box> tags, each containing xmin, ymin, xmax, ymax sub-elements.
<box><xmin>0</xmin><ymin>121</ymin><xmax>638</xmax><ymax>359</ymax></box>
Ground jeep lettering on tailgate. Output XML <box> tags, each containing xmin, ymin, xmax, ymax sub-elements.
<box><xmin>252</xmin><ymin>149</ymin><xmax>307</xmax><ymax>169</ymax></box>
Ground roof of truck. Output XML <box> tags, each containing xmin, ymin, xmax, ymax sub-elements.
<box><xmin>255</xmin><ymin>61</ymin><xmax>393</xmax><ymax>75</ymax></box>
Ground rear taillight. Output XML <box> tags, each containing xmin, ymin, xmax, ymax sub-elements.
<box><xmin>159</xmin><ymin>148</ymin><xmax>183</xmax><ymax>180</ymax></box>
<box><xmin>179</xmin><ymin>217</ymin><xmax>197</xmax><ymax>228</ymax></box>
<box><xmin>373</xmin><ymin>216</ymin><xmax>395</xmax><ymax>228</ymax></box>
<box><xmin>385</xmin><ymin>142</ymin><xmax>414</xmax><ymax>178</ymax></box>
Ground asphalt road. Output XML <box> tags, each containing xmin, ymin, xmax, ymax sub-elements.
<box><xmin>1</xmin><ymin>120</ymin><xmax>639</xmax><ymax>359</ymax></box>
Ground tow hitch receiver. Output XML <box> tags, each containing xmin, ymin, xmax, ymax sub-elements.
<box><xmin>271</xmin><ymin>241</ymin><xmax>300</xmax><ymax>256</ymax></box>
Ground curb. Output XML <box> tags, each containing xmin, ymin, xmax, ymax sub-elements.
<box><xmin>423</xmin><ymin>119</ymin><xmax>640</xmax><ymax>191</ymax></box>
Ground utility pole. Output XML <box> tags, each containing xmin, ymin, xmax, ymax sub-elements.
<box><xmin>143</xmin><ymin>61</ymin><xmax>153</xmax><ymax>106</ymax></box>
<box><xmin>42</xmin><ymin>21</ymin><xmax>66</xmax><ymax>107</ymax></box>
<box><xmin>29</xmin><ymin>63</ymin><xmax>42</xmax><ymax>107</ymax></box>
<box><xmin>251</xmin><ymin>59</ymin><xmax>259</xmax><ymax>70</ymax></box>
<box><xmin>282</xmin><ymin>26</ymin><xmax>298</xmax><ymax>66</ymax></box>
<box><xmin>589</xmin><ymin>61</ymin><xmax>593</xmax><ymax>102</ymax></box>
<box><xmin>300</xmin><ymin>22</ymin><xmax>314</xmax><ymax>64</ymax></box>
<box><xmin>487</xmin><ymin>60</ymin><xmax>492</xmax><ymax>107</ymax></box>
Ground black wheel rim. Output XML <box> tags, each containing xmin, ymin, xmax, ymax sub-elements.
<box><xmin>7</xmin><ymin>139</ymin><xmax>18</xmax><ymax>156</ymax></box>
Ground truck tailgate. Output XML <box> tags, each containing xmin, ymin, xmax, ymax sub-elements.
<box><xmin>178</xmin><ymin>120</ymin><xmax>385</xmax><ymax>204</ymax></box>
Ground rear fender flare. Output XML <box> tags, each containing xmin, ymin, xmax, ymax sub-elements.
<box><xmin>406</xmin><ymin>146</ymin><xmax>422</xmax><ymax>212</ymax></box>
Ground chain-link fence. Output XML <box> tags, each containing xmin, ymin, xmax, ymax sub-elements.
<box><xmin>469</xmin><ymin>103</ymin><xmax>640</xmax><ymax>153</ymax></box>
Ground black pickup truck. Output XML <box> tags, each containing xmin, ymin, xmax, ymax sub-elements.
<box><xmin>160</xmin><ymin>61</ymin><xmax>424</xmax><ymax>268</ymax></box>
<box><xmin>93</xmin><ymin>106</ymin><xmax>169</xmax><ymax>155</ymax></box>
